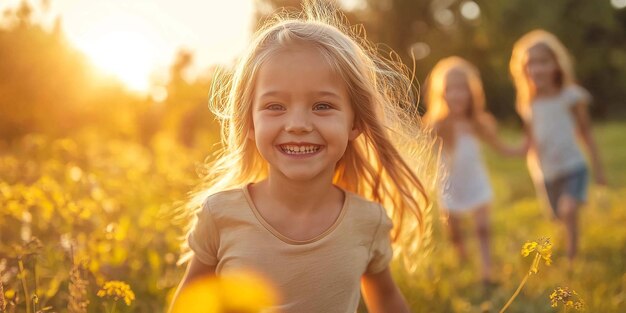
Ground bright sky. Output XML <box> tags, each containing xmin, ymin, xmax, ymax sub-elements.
<box><xmin>1</xmin><ymin>0</ymin><xmax>254</xmax><ymax>92</ymax></box>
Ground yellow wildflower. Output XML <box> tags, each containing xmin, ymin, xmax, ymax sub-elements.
<box><xmin>170</xmin><ymin>277</ymin><xmax>220</xmax><ymax>313</ymax></box>
<box><xmin>220</xmin><ymin>271</ymin><xmax>278</xmax><ymax>311</ymax></box>
<box><xmin>536</xmin><ymin>238</ymin><xmax>553</xmax><ymax>265</ymax></box>
<box><xmin>170</xmin><ymin>270</ymin><xmax>277</xmax><ymax>313</ymax></box>
<box><xmin>4</xmin><ymin>289</ymin><xmax>15</xmax><ymax>300</ymax></box>
<box><xmin>521</xmin><ymin>237</ymin><xmax>552</xmax><ymax>266</ymax></box>
<box><xmin>97</xmin><ymin>281</ymin><xmax>135</xmax><ymax>306</ymax></box>
<box><xmin>550</xmin><ymin>287</ymin><xmax>584</xmax><ymax>310</ymax></box>
<box><xmin>521</xmin><ymin>242</ymin><xmax>538</xmax><ymax>257</ymax></box>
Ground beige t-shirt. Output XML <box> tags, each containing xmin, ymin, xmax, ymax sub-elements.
<box><xmin>187</xmin><ymin>185</ymin><xmax>393</xmax><ymax>313</ymax></box>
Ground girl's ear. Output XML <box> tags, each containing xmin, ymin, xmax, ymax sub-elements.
<box><xmin>247</xmin><ymin>125</ymin><xmax>255</xmax><ymax>141</ymax></box>
<box><xmin>348</xmin><ymin>125</ymin><xmax>361</xmax><ymax>141</ymax></box>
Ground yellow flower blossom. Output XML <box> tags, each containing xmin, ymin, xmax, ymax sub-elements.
<box><xmin>170</xmin><ymin>270</ymin><xmax>277</xmax><ymax>313</ymax></box>
<box><xmin>4</xmin><ymin>289</ymin><xmax>15</xmax><ymax>300</ymax></box>
<box><xmin>97</xmin><ymin>281</ymin><xmax>135</xmax><ymax>306</ymax></box>
<box><xmin>521</xmin><ymin>242</ymin><xmax>538</xmax><ymax>257</ymax></box>
<box><xmin>520</xmin><ymin>237</ymin><xmax>552</xmax><ymax>268</ymax></box>
<box><xmin>550</xmin><ymin>287</ymin><xmax>584</xmax><ymax>310</ymax></box>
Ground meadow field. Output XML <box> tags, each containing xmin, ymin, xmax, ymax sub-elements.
<box><xmin>0</xmin><ymin>122</ymin><xmax>624</xmax><ymax>313</ymax></box>
<box><xmin>2</xmin><ymin>0</ymin><xmax>626</xmax><ymax>312</ymax></box>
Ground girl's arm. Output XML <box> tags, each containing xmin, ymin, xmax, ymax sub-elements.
<box><xmin>168</xmin><ymin>256</ymin><xmax>217</xmax><ymax>313</ymax></box>
<box><xmin>480</xmin><ymin>114</ymin><xmax>529</xmax><ymax>157</ymax></box>
<box><xmin>485</xmin><ymin>131</ymin><xmax>529</xmax><ymax>157</ymax></box>
<box><xmin>572</xmin><ymin>101</ymin><xmax>607</xmax><ymax>185</ymax></box>
<box><xmin>361</xmin><ymin>267</ymin><xmax>410</xmax><ymax>313</ymax></box>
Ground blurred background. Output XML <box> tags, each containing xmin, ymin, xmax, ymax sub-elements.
<box><xmin>0</xmin><ymin>0</ymin><xmax>625</xmax><ymax>312</ymax></box>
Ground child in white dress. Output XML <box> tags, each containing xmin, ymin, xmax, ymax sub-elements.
<box><xmin>425</xmin><ymin>56</ymin><xmax>524</xmax><ymax>285</ymax></box>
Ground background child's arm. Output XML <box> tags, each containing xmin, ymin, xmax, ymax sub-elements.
<box><xmin>486</xmin><ymin>132</ymin><xmax>529</xmax><ymax>157</ymax></box>
<box><xmin>572</xmin><ymin>101</ymin><xmax>607</xmax><ymax>185</ymax></box>
<box><xmin>361</xmin><ymin>267</ymin><xmax>410</xmax><ymax>313</ymax></box>
<box><xmin>480</xmin><ymin>113</ymin><xmax>529</xmax><ymax>157</ymax></box>
<box><xmin>168</xmin><ymin>256</ymin><xmax>216</xmax><ymax>313</ymax></box>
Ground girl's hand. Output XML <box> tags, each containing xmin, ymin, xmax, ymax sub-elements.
<box><xmin>482</xmin><ymin>116</ymin><xmax>529</xmax><ymax>157</ymax></box>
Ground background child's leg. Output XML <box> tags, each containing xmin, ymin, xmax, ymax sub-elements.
<box><xmin>473</xmin><ymin>205</ymin><xmax>492</xmax><ymax>282</ymax></box>
<box><xmin>447</xmin><ymin>214</ymin><xmax>467</xmax><ymax>262</ymax></box>
<box><xmin>557</xmin><ymin>195</ymin><xmax>580</xmax><ymax>261</ymax></box>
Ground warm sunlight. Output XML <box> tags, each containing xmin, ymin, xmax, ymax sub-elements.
<box><xmin>49</xmin><ymin>0</ymin><xmax>254</xmax><ymax>93</ymax></box>
<box><xmin>78</xmin><ymin>27</ymin><xmax>158</xmax><ymax>92</ymax></box>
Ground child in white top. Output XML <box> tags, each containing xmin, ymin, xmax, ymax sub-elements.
<box><xmin>425</xmin><ymin>56</ymin><xmax>523</xmax><ymax>285</ymax></box>
<box><xmin>169</xmin><ymin>2</ymin><xmax>434</xmax><ymax>312</ymax></box>
<box><xmin>510</xmin><ymin>29</ymin><xmax>606</xmax><ymax>263</ymax></box>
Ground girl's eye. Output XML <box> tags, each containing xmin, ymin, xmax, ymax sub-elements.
<box><xmin>313</xmin><ymin>103</ymin><xmax>332</xmax><ymax>111</ymax></box>
<box><xmin>266</xmin><ymin>103</ymin><xmax>285</xmax><ymax>111</ymax></box>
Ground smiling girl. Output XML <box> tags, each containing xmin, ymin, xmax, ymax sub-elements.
<box><xmin>169</xmin><ymin>2</ymin><xmax>434</xmax><ymax>312</ymax></box>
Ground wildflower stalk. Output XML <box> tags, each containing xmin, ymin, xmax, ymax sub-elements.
<box><xmin>31</xmin><ymin>295</ymin><xmax>38</xmax><ymax>313</ymax></box>
<box><xmin>17</xmin><ymin>259</ymin><xmax>31</xmax><ymax>313</ymax></box>
<box><xmin>68</xmin><ymin>246</ymin><xmax>89</xmax><ymax>313</ymax></box>
<box><xmin>499</xmin><ymin>238</ymin><xmax>552</xmax><ymax>313</ymax></box>
<box><xmin>499</xmin><ymin>253</ymin><xmax>540</xmax><ymax>313</ymax></box>
<box><xmin>33</xmin><ymin>258</ymin><xmax>38</xmax><ymax>304</ymax></box>
<box><xmin>1</xmin><ymin>278</ymin><xmax>5</xmax><ymax>313</ymax></box>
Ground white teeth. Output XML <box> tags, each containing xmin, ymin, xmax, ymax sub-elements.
<box><xmin>280</xmin><ymin>145</ymin><xmax>320</xmax><ymax>155</ymax></box>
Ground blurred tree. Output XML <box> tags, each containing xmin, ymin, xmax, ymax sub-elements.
<box><xmin>0</xmin><ymin>0</ymin><xmax>141</xmax><ymax>140</ymax></box>
<box><xmin>161</xmin><ymin>49</ymin><xmax>220</xmax><ymax>149</ymax></box>
<box><xmin>0</xmin><ymin>0</ymin><xmax>221</xmax><ymax>149</ymax></box>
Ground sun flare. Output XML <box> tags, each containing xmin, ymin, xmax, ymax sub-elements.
<box><xmin>42</xmin><ymin>0</ymin><xmax>254</xmax><ymax>94</ymax></box>
<box><xmin>74</xmin><ymin>19</ymin><xmax>159</xmax><ymax>92</ymax></box>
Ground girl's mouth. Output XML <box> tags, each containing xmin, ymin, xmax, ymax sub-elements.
<box><xmin>278</xmin><ymin>144</ymin><xmax>322</xmax><ymax>155</ymax></box>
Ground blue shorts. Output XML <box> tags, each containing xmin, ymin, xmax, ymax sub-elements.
<box><xmin>544</xmin><ymin>166</ymin><xmax>589</xmax><ymax>216</ymax></box>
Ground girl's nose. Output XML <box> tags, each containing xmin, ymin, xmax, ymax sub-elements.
<box><xmin>284</xmin><ymin>109</ymin><xmax>313</xmax><ymax>133</ymax></box>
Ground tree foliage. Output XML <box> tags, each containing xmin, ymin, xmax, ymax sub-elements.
<box><xmin>255</xmin><ymin>0</ymin><xmax>626</xmax><ymax>119</ymax></box>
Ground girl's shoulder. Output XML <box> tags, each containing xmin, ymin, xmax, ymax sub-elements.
<box><xmin>199</xmin><ymin>187</ymin><xmax>249</xmax><ymax>215</ymax></box>
<box><xmin>347</xmin><ymin>191</ymin><xmax>381</xmax><ymax>209</ymax></box>
<box><xmin>345</xmin><ymin>191</ymin><xmax>392</xmax><ymax>226</ymax></box>
<box><xmin>561</xmin><ymin>84</ymin><xmax>592</xmax><ymax>106</ymax></box>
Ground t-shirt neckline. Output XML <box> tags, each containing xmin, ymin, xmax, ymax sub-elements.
<box><xmin>241</xmin><ymin>183</ymin><xmax>350</xmax><ymax>245</ymax></box>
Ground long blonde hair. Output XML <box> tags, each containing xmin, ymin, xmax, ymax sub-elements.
<box><xmin>181</xmin><ymin>1</ymin><xmax>436</xmax><ymax>267</ymax></box>
<box><xmin>510</xmin><ymin>29</ymin><xmax>576</xmax><ymax>120</ymax></box>
<box><xmin>423</xmin><ymin>56</ymin><xmax>494</xmax><ymax>150</ymax></box>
